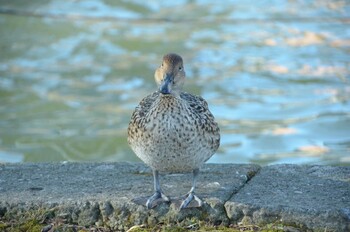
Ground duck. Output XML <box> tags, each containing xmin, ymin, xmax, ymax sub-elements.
<box><xmin>127</xmin><ymin>53</ymin><xmax>220</xmax><ymax>209</ymax></box>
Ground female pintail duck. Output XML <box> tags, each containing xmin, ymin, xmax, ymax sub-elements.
<box><xmin>127</xmin><ymin>53</ymin><xmax>220</xmax><ymax>209</ymax></box>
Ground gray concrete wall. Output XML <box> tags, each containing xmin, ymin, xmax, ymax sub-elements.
<box><xmin>0</xmin><ymin>163</ymin><xmax>349</xmax><ymax>231</ymax></box>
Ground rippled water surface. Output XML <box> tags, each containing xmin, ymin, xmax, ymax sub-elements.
<box><xmin>0</xmin><ymin>0</ymin><xmax>349</xmax><ymax>165</ymax></box>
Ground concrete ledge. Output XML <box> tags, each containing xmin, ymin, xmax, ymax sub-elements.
<box><xmin>0</xmin><ymin>162</ymin><xmax>349</xmax><ymax>231</ymax></box>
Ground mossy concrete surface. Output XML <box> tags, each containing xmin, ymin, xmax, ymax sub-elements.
<box><xmin>0</xmin><ymin>162</ymin><xmax>349</xmax><ymax>231</ymax></box>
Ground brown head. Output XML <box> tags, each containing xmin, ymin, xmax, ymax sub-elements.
<box><xmin>155</xmin><ymin>53</ymin><xmax>185</xmax><ymax>96</ymax></box>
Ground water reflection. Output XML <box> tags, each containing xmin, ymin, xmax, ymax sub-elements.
<box><xmin>0</xmin><ymin>0</ymin><xmax>349</xmax><ymax>165</ymax></box>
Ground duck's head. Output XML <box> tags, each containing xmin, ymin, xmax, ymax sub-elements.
<box><xmin>155</xmin><ymin>53</ymin><xmax>185</xmax><ymax>96</ymax></box>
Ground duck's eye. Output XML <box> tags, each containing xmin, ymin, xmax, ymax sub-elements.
<box><xmin>179</xmin><ymin>66</ymin><xmax>182</xmax><ymax>70</ymax></box>
<box><xmin>161</xmin><ymin>63</ymin><xmax>163</xmax><ymax>67</ymax></box>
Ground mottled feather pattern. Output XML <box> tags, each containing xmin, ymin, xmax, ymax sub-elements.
<box><xmin>127</xmin><ymin>53</ymin><xmax>220</xmax><ymax>209</ymax></box>
<box><xmin>127</xmin><ymin>53</ymin><xmax>220</xmax><ymax>173</ymax></box>
<box><xmin>128</xmin><ymin>91</ymin><xmax>220</xmax><ymax>172</ymax></box>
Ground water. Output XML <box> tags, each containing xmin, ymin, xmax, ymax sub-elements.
<box><xmin>0</xmin><ymin>0</ymin><xmax>349</xmax><ymax>165</ymax></box>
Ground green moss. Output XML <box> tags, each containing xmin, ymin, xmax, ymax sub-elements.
<box><xmin>125</xmin><ymin>222</ymin><xmax>304</xmax><ymax>232</ymax></box>
<box><xmin>163</xmin><ymin>226</ymin><xmax>187</xmax><ymax>232</ymax></box>
<box><xmin>0</xmin><ymin>207</ymin><xmax>57</xmax><ymax>232</ymax></box>
<box><xmin>19</xmin><ymin>219</ymin><xmax>42</xmax><ymax>232</ymax></box>
<box><xmin>0</xmin><ymin>207</ymin><xmax>303</xmax><ymax>232</ymax></box>
<box><xmin>0</xmin><ymin>222</ymin><xmax>9</xmax><ymax>230</ymax></box>
<box><xmin>246</xmin><ymin>170</ymin><xmax>258</xmax><ymax>181</ymax></box>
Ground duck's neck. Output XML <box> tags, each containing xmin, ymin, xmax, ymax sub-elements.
<box><xmin>159</xmin><ymin>90</ymin><xmax>182</xmax><ymax>98</ymax></box>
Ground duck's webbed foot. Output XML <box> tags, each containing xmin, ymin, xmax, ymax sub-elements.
<box><xmin>146</xmin><ymin>169</ymin><xmax>170</xmax><ymax>209</ymax></box>
<box><xmin>146</xmin><ymin>191</ymin><xmax>170</xmax><ymax>209</ymax></box>
<box><xmin>179</xmin><ymin>191</ymin><xmax>203</xmax><ymax>209</ymax></box>
<box><xmin>179</xmin><ymin>168</ymin><xmax>203</xmax><ymax>209</ymax></box>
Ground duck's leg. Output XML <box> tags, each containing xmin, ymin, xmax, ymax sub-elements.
<box><xmin>180</xmin><ymin>168</ymin><xmax>203</xmax><ymax>209</ymax></box>
<box><xmin>146</xmin><ymin>169</ymin><xmax>170</xmax><ymax>209</ymax></box>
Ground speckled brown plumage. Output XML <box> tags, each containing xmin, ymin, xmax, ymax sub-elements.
<box><xmin>127</xmin><ymin>53</ymin><xmax>220</xmax><ymax>209</ymax></box>
<box><xmin>128</xmin><ymin>91</ymin><xmax>220</xmax><ymax>172</ymax></box>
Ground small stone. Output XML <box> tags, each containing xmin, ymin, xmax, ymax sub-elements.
<box><xmin>41</xmin><ymin>224</ymin><xmax>53</xmax><ymax>232</ymax></box>
<box><xmin>126</xmin><ymin>224</ymin><xmax>146</xmax><ymax>232</ymax></box>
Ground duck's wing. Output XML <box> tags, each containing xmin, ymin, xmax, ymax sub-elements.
<box><xmin>127</xmin><ymin>91</ymin><xmax>160</xmax><ymax>141</ymax></box>
<box><xmin>132</xmin><ymin>92</ymin><xmax>160</xmax><ymax>118</ymax></box>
